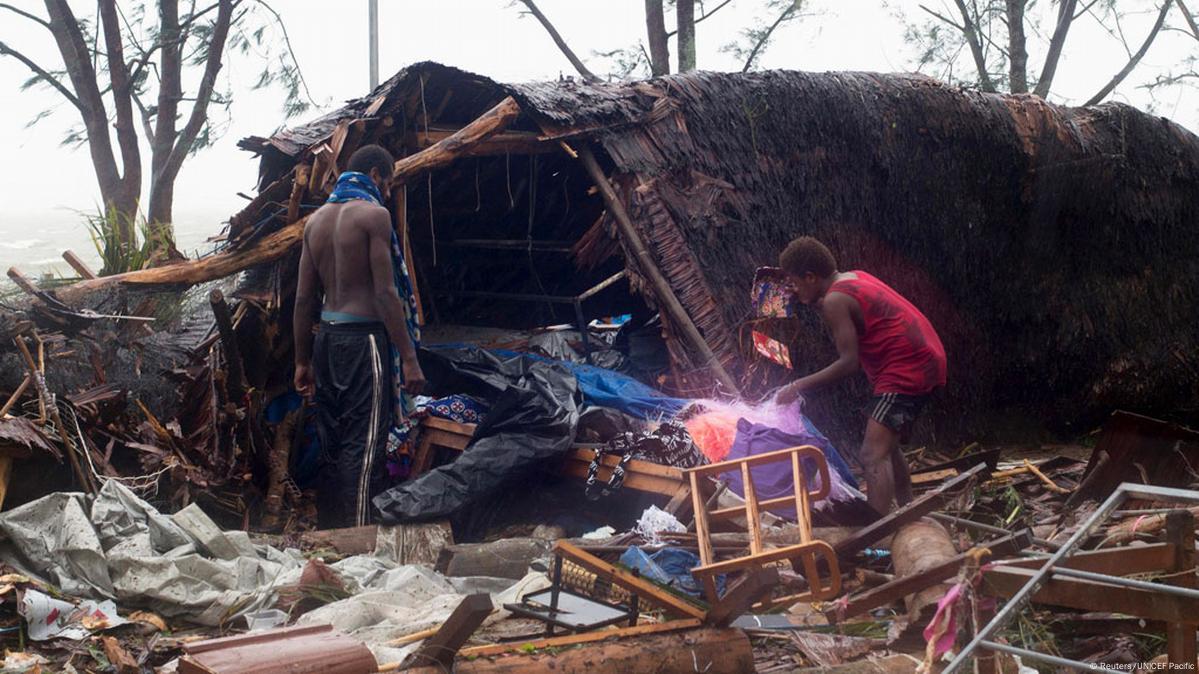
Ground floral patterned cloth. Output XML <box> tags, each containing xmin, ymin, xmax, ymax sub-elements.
<box><xmin>750</xmin><ymin>266</ymin><xmax>799</xmax><ymax>318</ymax></box>
<box><xmin>423</xmin><ymin>394</ymin><xmax>488</xmax><ymax>425</ymax></box>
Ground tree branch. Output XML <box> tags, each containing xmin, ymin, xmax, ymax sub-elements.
<box><xmin>666</xmin><ymin>0</ymin><xmax>735</xmax><ymax>37</ymax></box>
<box><xmin>248</xmin><ymin>0</ymin><xmax>317</xmax><ymax>106</ymax></box>
<box><xmin>0</xmin><ymin>3</ymin><xmax>51</xmax><ymax>30</ymax></box>
<box><xmin>1084</xmin><ymin>0</ymin><xmax>1171</xmax><ymax>105</ymax></box>
<box><xmin>1033</xmin><ymin>0</ymin><xmax>1079</xmax><ymax>97</ymax></box>
<box><xmin>517</xmin><ymin>0</ymin><xmax>601</xmax><ymax>82</ymax></box>
<box><xmin>0</xmin><ymin>41</ymin><xmax>81</xmax><ymax>109</ymax></box>
<box><xmin>951</xmin><ymin>0</ymin><xmax>997</xmax><ymax>92</ymax></box>
<box><xmin>99</xmin><ymin>0</ymin><xmax>142</xmax><ymax>198</ymax></box>
<box><xmin>131</xmin><ymin>90</ymin><xmax>156</xmax><ymax>145</ymax></box>
<box><xmin>158</xmin><ymin>0</ymin><xmax>234</xmax><ymax>195</ymax></box>
<box><xmin>1073</xmin><ymin>0</ymin><xmax>1103</xmax><ymax>20</ymax></box>
<box><xmin>1007</xmin><ymin>0</ymin><xmax>1028</xmax><ymax>93</ymax></box>
<box><xmin>43</xmin><ymin>0</ymin><xmax>125</xmax><ymax>209</ymax></box>
<box><xmin>741</xmin><ymin>1</ymin><xmax>801</xmax><ymax>73</ymax></box>
<box><xmin>919</xmin><ymin>3</ymin><xmax>964</xmax><ymax>31</ymax></box>
<box><xmin>1176</xmin><ymin>0</ymin><xmax>1199</xmax><ymax>40</ymax></box>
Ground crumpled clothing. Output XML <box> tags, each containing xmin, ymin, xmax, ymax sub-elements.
<box><xmin>750</xmin><ymin>266</ymin><xmax>799</xmax><ymax>318</ymax></box>
<box><xmin>421</xmin><ymin>394</ymin><xmax>487</xmax><ymax>425</ymax></box>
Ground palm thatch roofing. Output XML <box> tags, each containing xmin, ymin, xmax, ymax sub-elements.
<box><xmin>229</xmin><ymin>61</ymin><xmax>1199</xmax><ymax>440</ymax></box>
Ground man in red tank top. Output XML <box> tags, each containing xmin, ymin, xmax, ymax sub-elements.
<box><xmin>776</xmin><ymin>236</ymin><xmax>947</xmax><ymax>515</ymax></box>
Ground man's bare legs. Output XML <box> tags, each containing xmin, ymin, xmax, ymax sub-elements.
<box><xmin>861</xmin><ymin>418</ymin><xmax>911</xmax><ymax>513</ymax></box>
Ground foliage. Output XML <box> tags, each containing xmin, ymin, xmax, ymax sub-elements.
<box><xmin>84</xmin><ymin>205</ymin><xmax>173</xmax><ymax>276</ymax></box>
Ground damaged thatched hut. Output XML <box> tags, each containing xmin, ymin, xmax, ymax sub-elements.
<box><xmin>6</xmin><ymin>61</ymin><xmax>1199</xmax><ymax>521</ymax></box>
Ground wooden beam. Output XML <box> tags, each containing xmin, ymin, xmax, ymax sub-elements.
<box><xmin>458</xmin><ymin>619</ymin><xmax>701</xmax><ymax>658</ymax></box>
<box><xmin>576</xmin><ymin>145</ymin><xmax>741</xmax><ymax>396</ymax></box>
<box><xmin>61</xmin><ymin>250</ymin><xmax>98</xmax><ymax>279</ymax></box>
<box><xmin>834</xmin><ymin>462</ymin><xmax>989</xmax><ymax>561</ymax></box>
<box><xmin>983</xmin><ymin>565</ymin><xmax>1199</xmax><ymax>623</ymax></box>
<box><xmin>705</xmin><ymin>566</ymin><xmax>779</xmax><ymax>627</ymax></box>
<box><xmin>554</xmin><ymin>540</ymin><xmax>707</xmax><ymax>620</ymax></box>
<box><xmin>399</xmin><ymin>626</ymin><xmax>752</xmax><ymax>674</ymax></box>
<box><xmin>55</xmin><ymin>97</ymin><xmax>526</xmax><ymax>303</ymax></box>
<box><xmin>994</xmin><ymin>542</ymin><xmax>1175</xmax><ymax>575</ymax></box>
<box><xmin>1165</xmin><ymin>510</ymin><xmax>1197</xmax><ymax>667</ymax></box>
<box><xmin>408</xmin><ymin>127</ymin><xmax>556</xmax><ymax>156</ymax></box>
<box><xmin>392</xmin><ymin>97</ymin><xmax>521</xmax><ymax>186</ymax></box>
<box><xmin>401</xmin><ymin>593</ymin><xmax>493</xmax><ymax>670</ymax></box>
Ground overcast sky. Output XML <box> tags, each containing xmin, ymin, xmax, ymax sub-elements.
<box><xmin>2</xmin><ymin>0</ymin><xmax>1196</xmax><ymax>272</ymax></box>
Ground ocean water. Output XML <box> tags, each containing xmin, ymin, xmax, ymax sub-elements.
<box><xmin>0</xmin><ymin>210</ymin><xmax>221</xmax><ymax>281</ymax></box>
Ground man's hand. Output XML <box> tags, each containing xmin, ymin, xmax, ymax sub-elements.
<box><xmin>775</xmin><ymin>381</ymin><xmax>806</xmax><ymax>404</ymax></box>
<box><xmin>402</xmin><ymin>357</ymin><xmax>427</xmax><ymax>395</ymax></box>
<box><xmin>294</xmin><ymin>363</ymin><xmax>315</xmax><ymax>400</ymax></box>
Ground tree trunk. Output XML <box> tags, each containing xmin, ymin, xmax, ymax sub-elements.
<box><xmin>1006</xmin><ymin>0</ymin><xmax>1028</xmax><ymax>93</ymax></box>
<box><xmin>43</xmin><ymin>0</ymin><xmax>138</xmax><ymax>251</ymax></box>
<box><xmin>677</xmin><ymin>0</ymin><xmax>696</xmax><ymax>72</ymax></box>
<box><xmin>1033</xmin><ymin>0</ymin><xmax>1078</xmax><ymax>97</ymax></box>
<box><xmin>645</xmin><ymin>0</ymin><xmax>670</xmax><ymax>76</ymax></box>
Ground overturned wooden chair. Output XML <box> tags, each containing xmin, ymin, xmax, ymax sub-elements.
<box><xmin>686</xmin><ymin>445</ymin><xmax>842</xmax><ymax>609</ymax></box>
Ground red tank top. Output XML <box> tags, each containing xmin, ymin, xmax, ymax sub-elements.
<box><xmin>828</xmin><ymin>271</ymin><xmax>947</xmax><ymax>395</ymax></box>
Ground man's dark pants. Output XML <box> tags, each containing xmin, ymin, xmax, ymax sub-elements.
<box><xmin>313</xmin><ymin>321</ymin><xmax>392</xmax><ymax>528</ymax></box>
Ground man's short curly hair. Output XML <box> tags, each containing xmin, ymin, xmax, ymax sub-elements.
<box><xmin>779</xmin><ymin>236</ymin><xmax>837</xmax><ymax>278</ymax></box>
<box><xmin>347</xmin><ymin>144</ymin><xmax>394</xmax><ymax>178</ymax></box>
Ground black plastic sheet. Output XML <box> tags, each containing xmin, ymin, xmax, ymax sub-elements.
<box><xmin>372</xmin><ymin>346</ymin><xmax>581</xmax><ymax>522</ymax></box>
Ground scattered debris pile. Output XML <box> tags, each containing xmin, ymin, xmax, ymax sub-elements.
<box><xmin>0</xmin><ymin>62</ymin><xmax>1197</xmax><ymax>672</ymax></box>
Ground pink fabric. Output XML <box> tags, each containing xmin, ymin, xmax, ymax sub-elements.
<box><xmin>923</xmin><ymin>583</ymin><xmax>964</xmax><ymax>660</ymax></box>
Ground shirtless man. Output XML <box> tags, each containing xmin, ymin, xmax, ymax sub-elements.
<box><xmin>293</xmin><ymin>144</ymin><xmax>426</xmax><ymax>528</ymax></box>
<box><xmin>775</xmin><ymin>236</ymin><xmax>946</xmax><ymax>515</ymax></box>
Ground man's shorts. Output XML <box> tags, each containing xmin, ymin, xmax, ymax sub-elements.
<box><xmin>865</xmin><ymin>392</ymin><xmax>931</xmax><ymax>438</ymax></box>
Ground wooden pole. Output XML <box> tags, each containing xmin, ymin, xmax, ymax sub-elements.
<box><xmin>209</xmin><ymin>289</ymin><xmax>246</xmax><ymax>400</ymax></box>
<box><xmin>575</xmin><ymin>146</ymin><xmax>740</xmax><ymax>395</ymax></box>
<box><xmin>1165</xmin><ymin>510</ymin><xmax>1198</xmax><ymax>667</ymax></box>
<box><xmin>0</xmin><ymin>376</ymin><xmax>31</xmax><ymax>418</ymax></box>
<box><xmin>13</xmin><ymin>336</ymin><xmax>95</xmax><ymax>493</ymax></box>
<box><xmin>61</xmin><ymin>251</ymin><xmax>98</xmax><ymax>279</ymax></box>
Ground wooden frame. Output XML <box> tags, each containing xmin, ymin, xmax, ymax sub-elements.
<box><xmin>685</xmin><ymin>445</ymin><xmax>841</xmax><ymax>607</ymax></box>
<box><xmin>410</xmin><ymin>416</ymin><xmax>476</xmax><ymax>476</ymax></box>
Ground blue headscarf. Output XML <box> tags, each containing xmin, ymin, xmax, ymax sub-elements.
<box><xmin>327</xmin><ymin>171</ymin><xmax>421</xmax><ymax>430</ymax></box>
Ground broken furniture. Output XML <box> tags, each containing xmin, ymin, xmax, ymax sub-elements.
<box><xmin>410</xmin><ymin>416</ymin><xmax>476</xmax><ymax>477</ymax></box>
<box><xmin>177</xmin><ymin>624</ymin><xmax>377</xmax><ymax>674</ymax></box>
<box><xmin>685</xmin><ymin>445</ymin><xmax>842</xmax><ymax>608</ymax></box>
<box><xmin>1066</xmin><ymin>411</ymin><xmax>1199</xmax><ymax>507</ymax></box>
<box><xmin>945</xmin><ymin>482</ymin><xmax>1199</xmax><ymax>673</ymax></box>
<box><xmin>550</xmin><ymin>540</ymin><xmax>707</xmax><ymax>620</ymax></box>
<box><xmin>505</xmin><ymin>552</ymin><xmax>641</xmax><ymax>636</ymax></box>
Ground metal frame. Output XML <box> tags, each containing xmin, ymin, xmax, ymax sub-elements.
<box><xmin>945</xmin><ymin>482</ymin><xmax>1199</xmax><ymax>673</ymax></box>
<box><xmin>436</xmin><ymin>269</ymin><xmax>627</xmax><ymax>359</ymax></box>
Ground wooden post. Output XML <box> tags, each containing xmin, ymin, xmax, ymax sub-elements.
<box><xmin>0</xmin><ymin>376</ymin><xmax>31</xmax><ymax>418</ymax></box>
<box><xmin>575</xmin><ymin>146</ymin><xmax>741</xmax><ymax>396</ymax></box>
<box><xmin>392</xmin><ymin>183</ymin><xmax>425</xmax><ymax>325</ymax></box>
<box><xmin>61</xmin><ymin>251</ymin><xmax>98</xmax><ymax>279</ymax></box>
<box><xmin>13</xmin><ymin>336</ymin><xmax>94</xmax><ymax>493</ymax></box>
<box><xmin>401</xmin><ymin>593</ymin><xmax>493</xmax><ymax>670</ymax></box>
<box><xmin>1166</xmin><ymin>510</ymin><xmax>1197</xmax><ymax>667</ymax></box>
<box><xmin>209</xmin><ymin>289</ymin><xmax>246</xmax><ymax>400</ymax></box>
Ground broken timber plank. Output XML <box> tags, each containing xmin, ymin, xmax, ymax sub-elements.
<box><xmin>401</xmin><ymin>593</ymin><xmax>493</xmax><ymax>670</ymax></box>
<box><xmin>554</xmin><ymin>540</ymin><xmax>707</xmax><ymax>620</ymax></box>
<box><xmin>1164</xmin><ymin>510</ymin><xmax>1197</xmax><ymax>667</ymax></box>
<box><xmin>982</xmin><ymin>564</ymin><xmax>1199</xmax><ymax>623</ymax></box>
<box><xmin>459</xmin><ymin>618</ymin><xmax>702</xmax><ymax>658</ymax></box>
<box><xmin>61</xmin><ymin>251</ymin><xmax>98</xmax><ymax>279</ymax></box>
<box><xmin>834</xmin><ymin>462</ymin><xmax>988</xmax><ymax>561</ymax></box>
<box><xmin>829</xmin><ymin>530</ymin><xmax>1032</xmax><ymax>622</ymax></box>
<box><xmin>995</xmin><ymin>542</ymin><xmax>1176</xmax><ymax>574</ymax></box>
<box><xmin>704</xmin><ymin>566</ymin><xmax>779</xmax><ymax>627</ymax></box>
<box><xmin>179</xmin><ymin>624</ymin><xmax>376</xmax><ymax>674</ymax></box>
<box><xmin>403</xmin><ymin>626</ymin><xmax>751</xmax><ymax>674</ymax></box>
